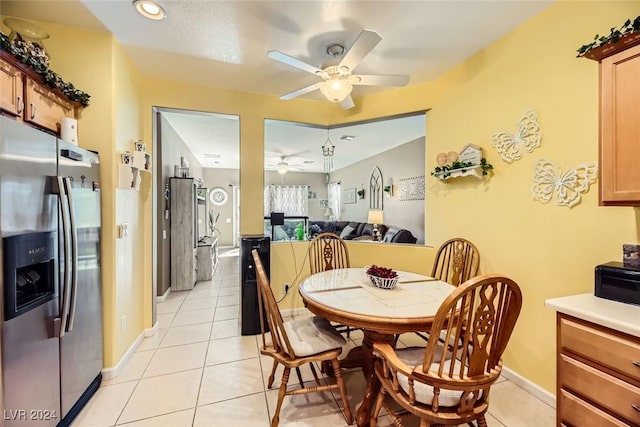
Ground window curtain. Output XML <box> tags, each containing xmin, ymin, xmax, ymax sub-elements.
<box><xmin>327</xmin><ymin>182</ymin><xmax>341</xmax><ymax>220</ymax></box>
<box><xmin>264</xmin><ymin>185</ymin><xmax>309</xmax><ymax>216</ymax></box>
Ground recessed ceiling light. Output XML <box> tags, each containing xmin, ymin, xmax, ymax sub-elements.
<box><xmin>133</xmin><ymin>0</ymin><xmax>167</xmax><ymax>20</ymax></box>
<box><xmin>340</xmin><ymin>135</ymin><xmax>356</xmax><ymax>141</ymax></box>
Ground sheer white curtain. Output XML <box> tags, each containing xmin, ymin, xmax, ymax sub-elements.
<box><xmin>264</xmin><ymin>185</ymin><xmax>309</xmax><ymax>216</ymax></box>
<box><xmin>327</xmin><ymin>182</ymin><xmax>341</xmax><ymax>220</ymax></box>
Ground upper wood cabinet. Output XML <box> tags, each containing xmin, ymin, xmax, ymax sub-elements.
<box><xmin>593</xmin><ymin>41</ymin><xmax>640</xmax><ymax>206</ymax></box>
<box><xmin>0</xmin><ymin>51</ymin><xmax>79</xmax><ymax>135</ymax></box>
<box><xmin>0</xmin><ymin>56</ymin><xmax>24</xmax><ymax>117</ymax></box>
<box><xmin>24</xmin><ymin>76</ymin><xmax>75</xmax><ymax>133</ymax></box>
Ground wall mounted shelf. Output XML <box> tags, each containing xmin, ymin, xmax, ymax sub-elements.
<box><xmin>433</xmin><ymin>165</ymin><xmax>485</xmax><ymax>181</ymax></box>
<box><xmin>117</xmin><ymin>146</ymin><xmax>151</xmax><ymax>190</ymax></box>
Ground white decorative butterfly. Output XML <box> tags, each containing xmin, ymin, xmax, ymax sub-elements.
<box><xmin>491</xmin><ymin>110</ymin><xmax>541</xmax><ymax>163</ymax></box>
<box><xmin>531</xmin><ymin>159</ymin><xmax>598</xmax><ymax>208</ymax></box>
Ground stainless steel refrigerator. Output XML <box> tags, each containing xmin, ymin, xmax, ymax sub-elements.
<box><xmin>0</xmin><ymin>116</ymin><xmax>103</xmax><ymax>426</ymax></box>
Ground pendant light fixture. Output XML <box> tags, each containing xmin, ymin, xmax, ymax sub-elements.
<box><xmin>321</xmin><ymin>129</ymin><xmax>335</xmax><ymax>172</ymax></box>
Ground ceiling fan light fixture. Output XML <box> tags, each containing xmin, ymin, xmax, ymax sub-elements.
<box><xmin>276</xmin><ymin>161</ymin><xmax>288</xmax><ymax>175</ymax></box>
<box><xmin>319</xmin><ymin>78</ymin><xmax>352</xmax><ymax>103</ymax></box>
<box><xmin>133</xmin><ymin>0</ymin><xmax>167</xmax><ymax>20</ymax></box>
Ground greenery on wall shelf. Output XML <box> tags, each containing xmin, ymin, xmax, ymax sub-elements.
<box><xmin>431</xmin><ymin>158</ymin><xmax>493</xmax><ymax>180</ymax></box>
<box><xmin>0</xmin><ymin>31</ymin><xmax>91</xmax><ymax>107</ymax></box>
<box><xmin>357</xmin><ymin>189</ymin><xmax>365</xmax><ymax>199</ymax></box>
<box><xmin>576</xmin><ymin>16</ymin><xmax>640</xmax><ymax>58</ymax></box>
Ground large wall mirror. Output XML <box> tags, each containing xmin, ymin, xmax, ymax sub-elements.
<box><xmin>264</xmin><ymin>113</ymin><xmax>426</xmax><ymax>244</ymax></box>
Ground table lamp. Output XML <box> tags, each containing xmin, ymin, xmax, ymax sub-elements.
<box><xmin>324</xmin><ymin>207</ymin><xmax>333</xmax><ymax>220</ymax></box>
<box><xmin>367</xmin><ymin>209</ymin><xmax>384</xmax><ymax>241</ymax></box>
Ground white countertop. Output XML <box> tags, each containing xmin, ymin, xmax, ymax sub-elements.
<box><xmin>545</xmin><ymin>293</ymin><xmax>640</xmax><ymax>338</ymax></box>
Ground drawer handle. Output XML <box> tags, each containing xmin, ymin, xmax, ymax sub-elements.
<box><xmin>633</xmin><ymin>403</ymin><xmax>640</xmax><ymax>413</ymax></box>
<box><xmin>17</xmin><ymin>96</ymin><xmax>24</xmax><ymax>114</ymax></box>
<box><xmin>633</xmin><ymin>361</ymin><xmax>640</xmax><ymax>368</ymax></box>
<box><xmin>30</xmin><ymin>103</ymin><xmax>36</xmax><ymax>120</ymax></box>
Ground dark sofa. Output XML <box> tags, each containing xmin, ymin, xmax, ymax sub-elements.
<box><xmin>309</xmin><ymin>220</ymin><xmax>418</xmax><ymax>244</ymax></box>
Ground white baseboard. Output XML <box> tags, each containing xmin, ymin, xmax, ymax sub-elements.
<box><xmin>145</xmin><ymin>320</ymin><xmax>159</xmax><ymax>337</ymax></box>
<box><xmin>102</xmin><ymin>321</ymin><xmax>159</xmax><ymax>380</ymax></box>
<box><xmin>501</xmin><ymin>366</ymin><xmax>556</xmax><ymax>409</ymax></box>
<box><xmin>156</xmin><ymin>287</ymin><xmax>171</xmax><ymax>303</ymax></box>
<box><xmin>102</xmin><ymin>332</ymin><xmax>144</xmax><ymax>380</ymax></box>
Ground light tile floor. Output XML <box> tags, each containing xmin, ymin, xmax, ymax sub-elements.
<box><xmin>73</xmin><ymin>248</ymin><xmax>556</xmax><ymax>426</ymax></box>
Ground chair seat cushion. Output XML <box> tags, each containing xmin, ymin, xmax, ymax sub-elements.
<box><xmin>283</xmin><ymin>316</ymin><xmax>346</xmax><ymax>357</ymax></box>
<box><xmin>395</xmin><ymin>347</ymin><xmax>473</xmax><ymax>407</ymax></box>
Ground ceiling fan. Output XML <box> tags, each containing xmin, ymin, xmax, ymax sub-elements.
<box><xmin>269</xmin><ymin>156</ymin><xmax>305</xmax><ymax>175</ymax></box>
<box><xmin>268</xmin><ymin>29</ymin><xmax>410</xmax><ymax>109</ymax></box>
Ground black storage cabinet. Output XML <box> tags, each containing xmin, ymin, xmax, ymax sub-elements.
<box><xmin>240</xmin><ymin>235</ymin><xmax>270</xmax><ymax>335</ymax></box>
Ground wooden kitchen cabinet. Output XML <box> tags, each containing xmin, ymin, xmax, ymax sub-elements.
<box><xmin>556</xmin><ymin>313</ymin><xmax>640</xmax><ymax>426</ymax></box>
<box><xmin>591</xmin><ymin>42</ymin><xmax>640</xmax><ymax>205</ymax></box>
<box><xmin>0</xmin><ymin>52</ymin><xmax>79</xmax><ymax>135</ymax></box>
<box><xmin>24</xmin><ymin>76</ymin><xmax>75</xmax><ymax>132</ymax></box>
<box><xmin>0</xmin><ymin>56</ymin><xmax>24</xmax><ymax>117</ymax></box>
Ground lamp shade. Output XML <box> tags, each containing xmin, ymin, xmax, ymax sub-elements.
<box><xmin>367</xmin><ymin>209</ymin><xmax>384</xmax><ymax>225</ymax></box>
<box><xmin>319</xmin><ymin>78</ymin><xmax>352</xmax><ymax>103</ymax></box>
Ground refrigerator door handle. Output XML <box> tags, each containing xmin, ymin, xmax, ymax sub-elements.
<box><xmin>54</xmin><ymin>176</ymin><xmax>72</xmax><ymax>338</ymax></box>
<box><xmin>65</xmin><ymin>176</ymin><xmax>79</xmax><ymax>332</ymax></box>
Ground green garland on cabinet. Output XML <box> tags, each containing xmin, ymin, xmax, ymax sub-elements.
<box><xmin>576</xmin><ymin>16</ymin><xmax>640</xmax><ymax>58</ymax></box>
<box><xmin>0</xmin><ymin>31</ymin><xmax>91</xmax><ymax>107</ymax></box>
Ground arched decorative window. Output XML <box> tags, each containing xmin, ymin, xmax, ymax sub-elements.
<box><xmin>369</xmin><ymin>166</ymin><xmax>383</xmax><ymax>210</ymax></box>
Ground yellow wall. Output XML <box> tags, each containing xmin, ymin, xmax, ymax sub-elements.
<box><xmin>7</xmin><ymin>1</ymin><xmax>640</xmax><ymax>394</ymax></box>
<box><xmin>113</xmin><ymin>40</ymin><xmax>145</xmax><ymax>359</ymax></box>
<box><xmin>326</xmin><ymin>2</ymin><xmax>639</xmax><ymax>392</ymax></box>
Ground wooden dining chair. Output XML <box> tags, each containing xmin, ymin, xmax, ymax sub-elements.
<box><xmin>403</xmin><ymin>238</ymin><xmax>481</xmax><ymax>345</ymax></box>
<box><xmin>371</xmin><ymin>275</ymin><xmax>522</xmax><ymax>427</ymax></box>
<box><xmin>251</xmin><ymin>250</ymin><xmax>353</xmax><ymax>427</ymax></box>
<box><xmin>308</xmin><ymin>232</ymin><xmax>351</xmax><ymax>274</ymax></box>
<box><xmin>431</xmin><ymin>238</ymin><xmax>480</xmax><ymax>287</ymax></box>
<box><xmin>308</xmin><ymin>231</ymin><xmax>357</xmax><ymax>338</ymax></box>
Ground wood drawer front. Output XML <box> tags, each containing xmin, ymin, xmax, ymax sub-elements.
<box><xmin>560</xmin><ymin>389</ymin><xmax>631</xmax><ymax>427</ymax></box>
<box><xmin>560</xmin><ymin>317</ymin><xmax>640</xmax><ymax>382</ymax></box>
<box><xmin>560</xmin><ymin>355</ymin><xmax>640</xmax><ymax>424</ymax></box>
<box><xmin>25</xmin><ymin>77</ymin><xmax>75</xmax><ymax>133</ymax></box>
<box><xmin>0</xmin><ymin>58</ymin><xmax>23</xmax><ymax>116</ymax></box>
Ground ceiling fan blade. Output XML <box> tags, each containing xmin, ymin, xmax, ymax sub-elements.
<box><xmin>279</xmin><ymin>82</ymin><xmax>321</xmax><ymax>100</ymax></box>
<box><xmin>268</xmin><ymin>50</ymin><xmax>328</xmax><ymax>78</ymax></box>
<box><xmin>339</xmin><ymin>29</ymin><xmax>382</xmax><ymax>72</ymax></box>
<box><xmin>351</xmin><ymin>74</ymin><xmax>410</xmax><ymax>87</ymax></box>
<box><xmin>340</xmin><ymin>95</ymin><xmax>355</xmax><ymax>110</ymax></box>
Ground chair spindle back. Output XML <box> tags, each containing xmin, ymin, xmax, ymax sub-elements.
<box><xmin>252</xmin><ymin>249</ymin><xmax>297</xmax><ymax>359</ymax></box>
<box><xmin>308</xmin><ymin>232</ymin><xmax>350</xmax><ymax>274</ymax></box>
<box><xmin>422</xmin><ymin>275</ymin><xmax>522</xmax><ymax>387</ymax></box>
<box><xmin>431</xmin><ymin>238</ymin><xmax>480</xmax><ymax>286</ymax></box>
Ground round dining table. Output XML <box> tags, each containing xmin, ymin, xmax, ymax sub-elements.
<box><xmin>299</xmin><ymin>267</ymin><xmax>456</xmax><ymax>427</ymax></box>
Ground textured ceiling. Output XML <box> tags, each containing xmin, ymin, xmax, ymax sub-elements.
<box><xmin>1</xmin><ymin>0</ymin><xmax>551</xmax><ymax>170</ymax></box>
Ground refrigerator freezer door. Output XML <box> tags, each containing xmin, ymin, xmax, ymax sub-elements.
<box><xmin>2</xmin><ymin>302</ymin><xmax>60</xmax><ymax>427</ymax></box>
<box><xmin>57</xmin><ymin>140</ymin><xmax>102</xmax><ymax>419</ymax></box>
<box><xmin>1</xmin><ymin>116</ymin><xmax>60</xmax><ymax>426</ymax></box>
